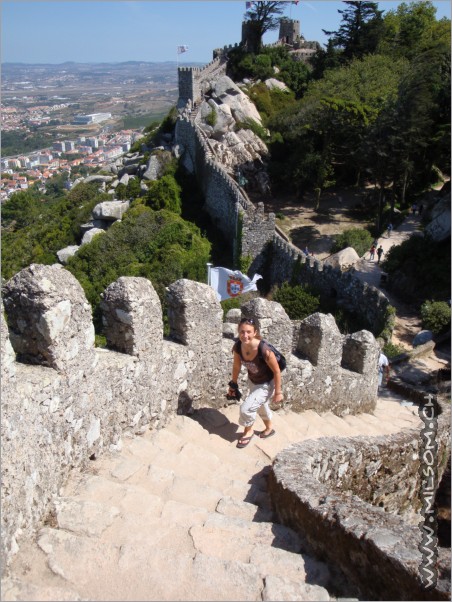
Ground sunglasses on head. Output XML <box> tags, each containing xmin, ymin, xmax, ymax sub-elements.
<box><xmin>239</xmin><ymin>318</ymin><xmax>255</xmax><ymax>325</ymax></box>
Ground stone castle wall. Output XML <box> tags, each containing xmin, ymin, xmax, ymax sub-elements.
<box><xmin>1</xmin><ymin>263</ymin><xmax>381</xmax><ymax>569</ymax></box>
<box><xmin>178</xmin><ymin>58</ymin><xmax>227</xmax><ymax>104</ymax></box>
<box><xmin>270</xmin><ymin>235</ymin><xmax>393</xmax><ymax>334</ymax></box>
<box><xmin>175</xmin><ymin>57</ymin><xmax>395</xmax><ymax>337</ymax></box>
<box><xmin>269</xmin><ymin>404</ymin><xmax>451</xmax><ymax>601</ymax></box>
<box><xmin>175</xmin><ymin>114</ymin><xmax>274</xmax><ymax>268</ymax></box>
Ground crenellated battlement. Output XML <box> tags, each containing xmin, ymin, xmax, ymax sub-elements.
<box><xmin>178</xmin><ymin>57</ymin><xmax>226</xmax><ymax>104</ymax></box>
<box><xmin>1</xmin><ymin>263</ymin><xmax>381</xmax><ymax>568</ymax></box>
<box><xmin>175</xmin><ymin>53</ymin><xmax>394</xmax><ymax>335</ymax></box>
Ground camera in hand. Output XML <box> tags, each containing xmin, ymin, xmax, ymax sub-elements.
<box><xmin>226</xmin><ymin>380</ymin><xmax>242</xmax><ymax>401</ymax></box>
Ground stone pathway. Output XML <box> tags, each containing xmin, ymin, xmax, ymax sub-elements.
<box><xmin>353</xmin><ymin>214</ymin><xmax>427</xmax><ymax>349</ymax></box>
<box><xmin>353</xmin><ymin>213</ymin><xmax>422</xmax><ymax>291</ymax></box>
<box><xmin>2</xmin><ymin>394</ymin><xmax>422</xmax><ymax>601</ymax></box>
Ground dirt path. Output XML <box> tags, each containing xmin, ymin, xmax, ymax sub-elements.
<box><xmin>264</xmin><ymin>187</ymin><xmax>370</xmax><ymax>260</ymax></box>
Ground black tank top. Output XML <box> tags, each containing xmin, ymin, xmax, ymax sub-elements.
<box><xmin>233</xmin><ymin>340</ymin><xmax>274</xmax><ymax>384</ymax></box>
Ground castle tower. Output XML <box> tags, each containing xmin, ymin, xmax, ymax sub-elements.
<box><xmin>241</xmin><ymin>20</ymin><xmax>261</xmax><ymax>53</ymax></box>
<box><xmin>279</xmin><ymin>18</ymin><xmax>301</xmax><ymax>45</ymax></box>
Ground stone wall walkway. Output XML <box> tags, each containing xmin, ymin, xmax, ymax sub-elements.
<box><xmin>2</xmin><ymin>395</ymin><xmax>422</xmax><ymax>601</ymax></box>
<box><xmin>354</xmin><ymin>213</ymin><xmax>422</xmax><ymax>291</ymax></box>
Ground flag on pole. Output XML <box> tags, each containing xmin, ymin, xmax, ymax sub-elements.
<box><xmin>177</xmin><ymin>45</ymin><xmax>189</xmax><ymax>54</ymax></box>
<box><xmin>209</xmin><ymin>266</ymin><xmax>262</xmax><ymax>301</ymax></box>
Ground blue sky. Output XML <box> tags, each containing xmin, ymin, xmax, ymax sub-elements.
<box><xmin>1</xmin><ymin>1</ymin><xmax>450</xmax><ymax>64</ymax></box>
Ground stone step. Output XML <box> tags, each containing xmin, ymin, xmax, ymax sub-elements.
<box><xmin>284</xmin><ymin>409</ymin><xmax>340</xmax><ymax>439</ymax></box>
<box><xmin>189</xmin><ymin>512</ymin><xmax>304</xmax><ymax>564</ymax></box>
<box><xmin>339</xmin><ymin>413</ymin><xmax>388</xmax><ymax>435</ymax></box>
<box><xmin>351</xmin><ymin>412</ymin><xmax>403</xmax><ymax>435</ymax></box>
<box><xmin>314</xmin><ymin>411</ymin><xmax>366</xmax><ymax>437</ymax></box>
<box><xmin>216</xmin><ymin>495</ymin><xmax>274</xmax><ymax>523</ymax></box>
<box><xmin>372</xmin><ymin>400</ymin><xmax>421</xmax><ymax>427</ymax></box>
<box><xmin>2</xmin><ymin>577</ymin><xmax>85</xmax><ymax>602</ymax></box>
<box><xmin>10</xmin><ymin>511</ymin><xmax>332</xmax><ymax>601</ymax></box>
<box><xmin>3</xmin><ymin>398</ymin><xmax>421</xmax><ymax>601</ymax></box>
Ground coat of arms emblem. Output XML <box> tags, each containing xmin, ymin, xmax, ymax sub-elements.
<box><xmin>227</xmin><ymin>276</ymin><xmax>244</xmax><ymax>297</ymax></box>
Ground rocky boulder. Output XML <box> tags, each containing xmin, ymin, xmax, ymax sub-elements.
<box><xmin>412</xmin><ymin>330</ymin><xmax>433</xmax><ymax>347</ymax></box>
<box><xmin>80</xmin><ymin>228</ymin><xmax>106</xmax><ymax>246</ymax></box>
<box><xmin>92</xmin><ymin>200</ymin><xmax>130</xmax><ymax>221</ymax></box>
<box><xmin>57</xmin><ymin>245</ymin><xmax>79</xmax><ymax>264</ymax></box>
<box><xmin>323</xmin><ymin>247</ymin><xmax>360</xmax><ymax>271</ymax></box>
<box><xmin>83</xmin><ymin>175</ymin><xmax>114</xmax><ymax>184</ymax></box>
<box><xmin>425</xmin><ymin>194</ymin><xmax>451</xmax><ymax>242</ymax></box>
<box><xmin>117</xmin><ymin>163</ymin><xmax>139</xmax><ymax>177</ymax></box>
<box><xmin>80</xmin><ymin>219</ymin><xmax>111</xmax><ymax>234</ymax></box>
<box><xmin>142</xmin><ymin>151</ymin><xmax>173</xmax><ymax>181</ymax></box>
<box><xmin>209</xmin><ymin>75</ymin><xmax>262</xmax><ymax>126</ymax></box>
<box><xmin>264</xmin><ymin>78</ymin><xmax>289</xmax><ymax>92</ymax></box>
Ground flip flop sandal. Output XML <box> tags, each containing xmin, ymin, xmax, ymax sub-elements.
<box><xmin>236</xmin><ymin>434</ymin><xmax>254</xmax><ymax>448</ymax></box>
<box><xmin>259</xmin><ymin>429</ymin><xmax>276</xmax><ymax>439</ymax></box>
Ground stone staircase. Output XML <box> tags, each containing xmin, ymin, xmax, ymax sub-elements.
<box><xmin>2</xmin><ymin>395</ymin><xmax>422</xmax><ymax>602</ymax></box>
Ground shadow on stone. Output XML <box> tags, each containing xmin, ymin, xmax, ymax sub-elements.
<box><xmin>191</xmin><ymin>406</ymin><xmax>239</xmax><ymax>443</ymax></box>
<box><xmin>177</xmin><ymin>392</ymin><xmax>194</xmax><ymax>416</ymax></box>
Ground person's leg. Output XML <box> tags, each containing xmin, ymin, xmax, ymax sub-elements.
<box><xmin>237</xmin><ymin>382</ymin><xmax>261</xmax><ymax>445</ymax></box>
<box><xmin>256</xmin><ymin>381</ymin><xmax>274</xmax><ymax>437</ymax></box>
<box><xmin>238</xmin><ymin>381</ymin><xmax>273</xmax><ymax>443</ymax></box>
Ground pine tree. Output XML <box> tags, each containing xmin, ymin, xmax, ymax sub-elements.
<box><xmin>323</xmin><ymin>1</ymin><xmax>384</xmax><ymax>62</ymax></box>
<box><xmin>243</xmin><ymin>1</ymin><xmax>287</xmax><ymax>54</ymax></box>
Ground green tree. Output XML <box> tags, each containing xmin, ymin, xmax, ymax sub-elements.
<box><xmin>421</xmin><ymin>300</ymin><xmax>451</xmax><ymax>334</ymax></box>
<box><xmin>278</xmin><ymin>59</ymin><xmax>310</xmax><ymax>99</ymax></box>
<box><xmin>331</xmin><ymin>228</ymin><xmax>373</xmax><ymax>257</ymax></box>
<box><xmin>269</xmin><ymin>54</ymin><xmax>405</xmax><ymax>193</ymax></box>
<box><xmin>310</xmin><ymin>39</ymin><xmax>342</xmax><ymax>80</ymax></box>
<box><xmin>66</xmin><ymin>207</ymin><xmax>211</xmax><ymax>329</ymax></box>
<box><xmin>378</xmin><ymin>1</ymin><xmax>448</xmax><ymax>60</ymax></box>
<box><xmin>1</xmin><ymin>183</ymin><xmax>110</xmax><ymax>280</ymax></box>
<box><xmin>272</xmin><ymin>282</ymin><xmax>320</xmax><ymax>320</ymax></box>
<box><xmin>126</xmin><ymin>177</ymin><xmax>142</xmax><ymax>199</ymax></box>
<box><xmin>146</xmin><ymin>175</ymin><xmax>182</xmax><ymax>214</ymax></box>
<box><xmin>382</xmin><ymin>39</ymin><xmax>451</xmax><ymax>202</ymax></box>
<box><xmin>2</xmin><ymin>189</ymin><xmax>42</xmax><ymax>229</ymax></box>
<box><xmin>323</xmin><ymin>1</ymin><xmax>384</xmax><ymax>62</ymax></box>
<box><xmin>243</xmin><ymin>1</ymin><xmax>287</xmax><ymax>54</ymax></box>
<box><xmin>382</xmin><ymin>235</ymin><xmax>450</xmax><ymax>302</ymax></box>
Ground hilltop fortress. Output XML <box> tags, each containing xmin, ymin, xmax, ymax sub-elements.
<box><xmin>1</xmin><ymin>21</ymin><xmax>450</xmax><ymax>599</ymax></box>
<box><xmin>175</xmin><ymin>22</ymin><xmax>394</xmax><ymax>340</ymax></box>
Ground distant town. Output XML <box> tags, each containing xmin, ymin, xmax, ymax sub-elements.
<box><xmin>1</xmin><ymin>116</ymin><xmax>144</xmax><ymax>202</ymax></box>
<box><xmin>1</xmin><ymin>61</ymin><xmax>185</xmax><ymax>202</ymax></box>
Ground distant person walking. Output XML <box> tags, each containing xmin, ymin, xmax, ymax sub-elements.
<box><xmin>411</xmin><ymin>203</ymin><xmax>417</xmax><ymax>215</ymax></box>
<box><xmin>369</xmin><ymin>245</ymin><xmax>376</xmax><ymax>261</ymax></box>
<box><xmin>418</xmin><ymin>204</ymin><xmax>424</xmax><ymax>216</ymax></box>
<box><xmin>377</xmin><ymin>245</ymin><xmax>384</xmax><ymax>264</ymax></box>
<box><xmin>378</xmin><ymin>351</ymin><xmax>390</xmax><ymax>391</ymax></box>
<box><xmin>387</xmin><ymin>223</ymin><xmax>393</xmax><ymax>238</ymax></box>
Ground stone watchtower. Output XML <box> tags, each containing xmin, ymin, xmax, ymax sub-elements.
<box><xmin>279</xmin><ymin>18</ymin><xmax>301</xmax><ymax>45</ymax></box>
<box><xmin>241</xmin><ymin>20</ymin><xmax>261</xmax><ymax>53</ymax></box>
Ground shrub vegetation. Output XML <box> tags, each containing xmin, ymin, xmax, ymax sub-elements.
<box><xmin>331</xmin><ymin>228</ymin><xmax>373</xmax><ymax>258</ymax></box>
<box><xmin>420</xmin><ymin>300</ymin><xmax>451</xmax><ymax>334</ymax></box>
<box><xmin>271</xmin><ymin>282</ymin><xmax>320</xmax><ymax>320</ymax></box>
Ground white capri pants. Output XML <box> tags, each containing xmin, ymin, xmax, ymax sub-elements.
<box><xmin>239</xmin><ymin>379</ymin><xmax>274</xmax><ymax>427</ymax></box>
